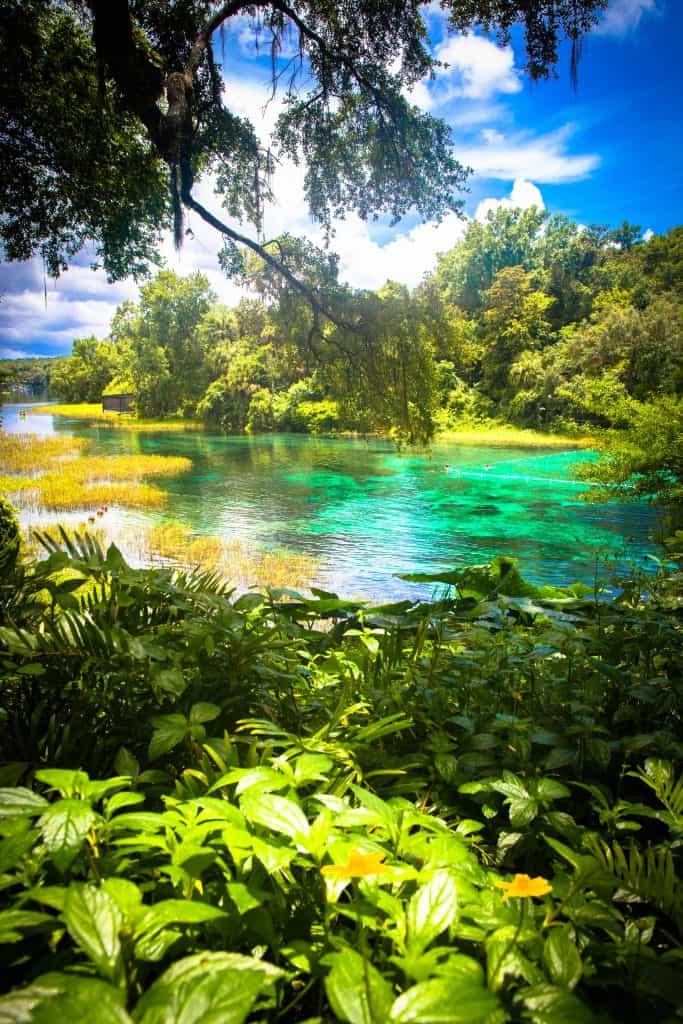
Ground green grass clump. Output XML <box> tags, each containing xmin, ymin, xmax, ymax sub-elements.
<box><xmin>437</xmin><ymin>422</ymin><xmax>593</xmax><ymax>448</ymax></box>
<box><xmin>1</xmin><ymin>433</ymin><xmax>192</xmax><ymax>512</ymax></box>
<box><xmin>0</xmin><ymin>531</ymin><xmax>681</xmax><ymax>1022</ymax></box>
<box><xmin>27</xmin><ymin>403</ymin><xmax>202</xmax><ymax>430</ymax></box>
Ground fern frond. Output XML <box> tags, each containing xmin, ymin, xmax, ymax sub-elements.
<box><xmin>629</xmin><ymin>759</ymin><xmax>683</xmax><ymax>836</ymax></box>
<box><xmin>586</xmin><ymin>835</ymin><xmax>683</xmax><ymax>934</ymax></box>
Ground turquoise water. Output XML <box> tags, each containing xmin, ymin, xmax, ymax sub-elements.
<box><xmin>2</xmin><ymin>402</ymin><xmax>662</xmax><ymax>599</ymax></box>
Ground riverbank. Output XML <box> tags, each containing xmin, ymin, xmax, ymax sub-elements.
<box><xmin>26</xmin><ymin>403</ymin><xmax>202</xmax><ymax>431</ymax></box>
<box><xmin>436</xmin><ymin>423</ymin><xmax>594</xmax><ymax>448</ymax></box>
<box><xmin>27</xmin><ymin>402</ymin><xmax>594</xmax><ymax>448</ymax></box>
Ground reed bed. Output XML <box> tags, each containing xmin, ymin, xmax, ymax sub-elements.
<box><xmin>27</xmin><ymin>404</ymin><xmax>202</xmax><ymax>431</ymax></box>
<box><xmin>66</xmin><ymin>454</ymin><xmax>192</xmax><ymax>481</ymax></box>
<box><xmin>437</xmin><ymin>424</ymin><xmax>593</xmax><ymax>448</ymax></box>
<box><xmin>0</xmin><ymin>432</ymin><xmax>87</xmax><ymax>473</ymax></box>
<box><xmin>19</xmin><ymin>477</ymin><xmax>167</xmax><ymax>511</ymax></box>
<box><xmin>1</xmin><ymin>434</ymin><xmax>191</xmax><ymax>512</ymax></box>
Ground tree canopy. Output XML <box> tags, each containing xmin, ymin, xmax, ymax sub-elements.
<box><xmin>1</xmin><ymin>0</ymin><xmax>607</xmax><ymax>303</ymax></box>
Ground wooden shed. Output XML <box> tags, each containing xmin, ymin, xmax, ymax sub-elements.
<box><xmin>102</xmin><ymin>393</ymin><xmax>134</xmax><ymax>413</ymax></box>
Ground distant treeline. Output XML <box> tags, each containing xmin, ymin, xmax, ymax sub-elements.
<box><xmin>0</xmin><ymin>356</ymin><xmax>63</xmax><ymax>394</ymax></box>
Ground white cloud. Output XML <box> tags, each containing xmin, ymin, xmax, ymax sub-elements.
<box><xmin>411</xmin><ymin>33</ymin><xmax>521</xmax><ymax>110</ymax></box>
<box><xmin>595</xmin><ymin>0</ymin><xmax>659</xmax><ymax>36</ymax></box>
<box><xmin>475</xmin><ymin>179</ymin><xmax>545</xmax><ymax>222</ymax></box>
<box><xmin>642</xmin><ymin>227</ymin><xmax>654</xmax><ymax>241</ymax></box>
<box><xmin>481</xmin><ymin>128</ymin><xmax>505</xmax><ymax>145</ymax></box>
<box><xmin>435</xmin><ymin>34</ymin><xmax>522</xmax><ymax>100</ymax></box>
<box><xmin>458</xmin><ymin>124</ymin><xmax>599</xmax><ymax>183</ymax></box>
<box><xmin>0</xmin><ymin>347</ymin><xmax>33</xmax><ymax>359</ymax></box>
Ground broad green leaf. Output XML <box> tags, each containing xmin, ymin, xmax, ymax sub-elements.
<box><xmin>520</xmin><ymin>983</ymin><xmax>598</xmax><ymax>1023</ymax></box>
<box><xmin>102</xmin><ymin>879</ymin><xmax>144</xmax><ymax>920</ymax></box>
<box><xmin>31</xmin><ymin>974</ymin><xmax>131</xmax><ymax>1024</ymax></box>
<box><xmin>390</xmin><ymin>978</ymin><xmax>501</xmax><ymax>1023</ymax></box>
<box><xmin>0</xmin><ymin>910</ymin><xmax>57</xmax><ymax>944</ymax></box>
<box><xmin>293</xmin><ymin>754</ymin><xmax>334</xmax><ymax>784</ymax></box>
<box><xmin>63</xmin><ymin>885</ymin><xmax>125</xmax><ymax>987</ymax></box>
<box><xmin>133</xmin><ymin>952</ymin><xmax>283</xmax><ymax>1024</ymax></box>
<box><xmin>86</xmin><ymin>778</ymin><xmax>133</xmax><ymax>803</ymax></box>
<box><xmin>38</xmin><ymin>799</ymin><xmax>95</xmax><ymax>871</ymax></box>
<box><xmin>134</xmin><ymin>900</ymin><xmax>227</xmax><ymax>943</ymax></box>
<box><xmin>34</xmin><ymin>769</ymin><xmax>90</xmax><ymax>798</ymax></box>
<box><xmin>151</xmin><ymin>668</ymin><xmax>187</xmax><ymax>698</ymax></box>
<box><xmin>227</xmin><ymin>882</ymin><xmax>262</xmax><ymax>915</ymax></box>
<box><xmin>240</xmin><ymin>792</ymin><xmax>310</xmax><ymax>839</ymax></box>
<box><xmin>114</xmin><ymin>747</ymin><xmax>140</xmax><ymax>778</ymax></box>
<box><xmin>0</xmin><ymin>829</ymin><xmax>39</xmax><ymax>874</ymax></box>
<box><xmin>508</xmin><ymin>798</ymin><xmax>539</xmax><ymax>828</ymax></box>
<box><xmin>543</xmin><ymin>927</ymin><xmax>582</xmax><ymax>990</ymax></box>
<box><xmin>536</xmin><ymin>779</ymin><xmax>571</xmax><ymax>802</ymax></box>
<box><xmin>0</xmin><ymin>788</ymin><xmax>48</xmax><ymax>818</ymax></box>
<box><xmin>106</xmin><ymin>792</ymin><xmax>145</xmax><ymax>817</ymax></box>
<box><xmin>407</xmin><ymin>870</ymin><xmax>458</xmax><ymax>955</ymax></box>
<box><xmin>148</xmin><ymin>715</ymin><xmax>189</xmax><ymax>760</ymax></box>
<box><xmin>209</xmin><ymin>768</ymin><xmax>289</xmax><ymax>796</ymax></box>
<box><xmin>0</xmin><ymin>980</ymin><xmax>63</xmax><ymax>1023</ymax></box>
<box><xmin>325</xmin><ymin>949</ymin><xmax>394</xmax><ymax>1024</ymax></box>
<box><xmin>189</xmin><ymin>702</ymin><xmax>220</xmax><ymax>724</ymax></box>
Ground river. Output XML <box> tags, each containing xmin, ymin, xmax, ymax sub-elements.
<box><xmin>1</xmin><ymin>401</ymin><xmax>662</xmax><ymax>600</ymax></box>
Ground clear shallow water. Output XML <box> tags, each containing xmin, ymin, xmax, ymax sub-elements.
<box><xmin>2</xmin><ymin>402</ymin><xmax>662</xmax><ymax>600</ymax></box>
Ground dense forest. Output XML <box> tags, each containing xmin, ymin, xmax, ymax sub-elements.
<box><xmin>46</xmin><ymin>212</ymin><xmax>683</xmax><ymax>503</ymax></box>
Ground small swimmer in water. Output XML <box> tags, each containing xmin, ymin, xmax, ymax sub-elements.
<box><xmin>484</xmin><ymin>464</ymin><xmax>492</xmax><ymax>471</ymax></box>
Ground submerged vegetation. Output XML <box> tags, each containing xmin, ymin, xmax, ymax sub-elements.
<box><xmin>0</xmin><ymin>433</ymin><xmax>191</xmax><ymax>512</ymax></box>
<box><xmin>0</xmin><ymin>523</ymin><xmax>681</xmax><ymax>1022</ymax></box>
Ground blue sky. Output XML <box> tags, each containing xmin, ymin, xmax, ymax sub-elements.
<box><xmin>0</xmin><ymin>0</ymin><xmax>680</xmax><ymax>359</ymax></box>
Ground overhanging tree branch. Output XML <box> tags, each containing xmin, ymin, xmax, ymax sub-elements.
<box><xmin>181</xmin><ymin>187</ymin><xmax>355</xmax><ymax>333</ymax></box>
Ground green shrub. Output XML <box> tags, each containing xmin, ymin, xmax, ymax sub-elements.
<box><xmin>0</xmin><ymin>533</ymin><xmax>681</xmax><ymax>1021</ymax></box>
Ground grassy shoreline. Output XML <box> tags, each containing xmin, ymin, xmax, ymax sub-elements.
<box><xmin>435</xmin><ymin>423</ymin><xmax>594</xmax><ymax>448</ymax></box>
<box><xmin>26</xmin><ymin>402</ymin><xmax>202</xmax><ymax>431</ymax></box>
<box><xmin>25</xmin><ymin>403</ymin><xmax>593</xmax><ymax>448</ymax></box>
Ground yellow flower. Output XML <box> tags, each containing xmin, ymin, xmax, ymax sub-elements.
<box><xmin>495</xmin><ymin>873</ymin><xmax>552</xmax><ymax>900</ymax></box>
<box><xmin>321</xmin><ymin>849</ymin><xmax>393</xmax><ymax>879</ymax></box>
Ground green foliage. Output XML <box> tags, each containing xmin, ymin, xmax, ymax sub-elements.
<box><xmin>0</xmin><ymin>0</ymin><xmax>605</xmax><ymax>287</ymax></box>
<box><xmin>0</xmin><ymin>497</ymin><xmax>20</xmax><ymax>579</ymax></box>
<box><xmin>576</xmin><ymin>396</ymin><xmax>683</xmax><ymax>503</ymax></box>
<box><xmin>0</xmin><ymin>531</ymin><xmax>682</xmax><ymax>1020</ymax></box>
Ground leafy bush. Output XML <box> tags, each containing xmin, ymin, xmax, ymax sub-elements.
<box><xmin>0</xmin><ymin>533</ymin><xmax>681</xmax><ymax>1021</ymax></box>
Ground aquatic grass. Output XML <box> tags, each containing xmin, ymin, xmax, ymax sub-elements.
<box><xmin>0</xmin><ymin>432</ymin><xmax>88</xmax><ymax>473</ymax></box>
<box><xmin>1</xmin><ymin>434</ymin><xmax>191</xmax><ymax>513</ymax></box>
<box><xmin>138</xmin><ymin>521</ymin><xmax>319</xmax><ymax>591</ymax></box>
<box><xmin>62</xmin><ymin>454</ymin><xmax>193</xmax><ymax>481</ymax></box>
<box><xmin>437</xmin><ymin>423</ymin><xmax>593</xmax><ymax>448</ymax></box>
<box><xmin>27</xmin><ymin>403</ymin><xmax>203</xmax><ymax>431</ymax></box>
<box><xmin>46</xmin><ymin>519</ymin><xmax>320</xmax><ymax>591</ymax></box>
<box><xmin>29</xmin><ymin>476</ymin><xmax>168</xmax><ymax>511</ymax></box>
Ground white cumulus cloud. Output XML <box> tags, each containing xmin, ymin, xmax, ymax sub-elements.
<box><xmin>412</xmin><ymin>33</ymin><xmax>521</xmax><ymax>110</ymax></box>
<box><xmin>475</xmin><ymin>179</ymin><xmax>545</xmax><ymax>222</ymax></box>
